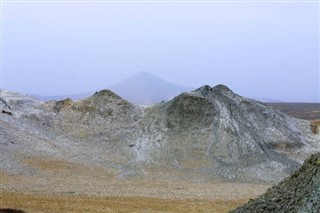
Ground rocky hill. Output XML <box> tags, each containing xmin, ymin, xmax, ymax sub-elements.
<box><xmin>129</xmin><ymin>85</ymin><xmax>319</xmax><ymax>181</ymax></box>
<box><xmin>41</xmin><ymin>90</ymin><xmax>143</xmax><ymax>138</ymax></box>
<box><xmin>230</xmin><ymin>153</ymin><xmax>320</xmax><ymax>212</ymax></box>
<box><xmin>1</xmin><ymin>85</ymin><xmax>319</xmax><ymax>183</ymax></box>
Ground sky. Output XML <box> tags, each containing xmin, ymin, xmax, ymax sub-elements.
<box><xmin>0</xmin><ymin>0</ymin><xmax>319</xmax><ymax>102</ymax></box>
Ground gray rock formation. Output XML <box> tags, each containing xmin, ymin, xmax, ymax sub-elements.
<box><xmin>0</xmin><ymin>85</ymin><xmax>319</xmax><ymax>182</ymax></box>
<box><xmin>230</xmin><ymin>153</ymin><xmax>320</xmax><ymax>213</ymax></box>
<box><xmin>1</xmin><ymin>97</ymin><xmax>12</xmax><ymax>115</ymax></box>
<box><xmin>130</xmin><ymin>85</ymin><xmax>320</xmax><ymax>181</ymax></box>
<box><xmin>41</xmin><ymin>90</ymin><xmax>143</xmax><ymax>138</ymax></box>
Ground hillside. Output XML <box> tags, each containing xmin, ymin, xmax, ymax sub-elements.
<box><xmin>129</xmin><ymin>85</ymin><xmax>320</xmax><ymax>182</ymax></box>
<box><xmin>230</xmin><ymin>153</ymin><xmax>320</xmax><ymax>212</ymax></box>
<box><xmin>1</xmin><ymin>85</ymin><xmax>319</xmax><ymax>184</ymax></box>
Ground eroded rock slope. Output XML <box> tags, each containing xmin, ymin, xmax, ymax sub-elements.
<box><xmin>131</xmin><ymin>85</ymin><xmax>319</xmax><ymax>181</ymax></box>
<box><xmin>230</xmin><ymin>153</ymin><xmax>320</xmax><ymax>213</ymax></box>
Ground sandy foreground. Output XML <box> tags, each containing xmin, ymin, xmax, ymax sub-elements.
<box><xmin>0</xmin><ymin>192</ymin><xmax>259</xmax><ymax>213</ymax></box>
<box><xmin>0</xmin><ymin>158</ymin><xmax>270</xmax><ymax>213</ymax></box>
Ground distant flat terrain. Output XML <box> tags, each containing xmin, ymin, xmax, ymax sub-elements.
<box><xmin>266</xmin><ymin>103</ymin><xmax>320</xmax><ymax>120</ymax></box>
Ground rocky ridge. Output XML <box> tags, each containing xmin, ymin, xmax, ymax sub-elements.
<box><xmin>1</xmin><ymin>85</ymin><xmax>319</xmax><ymax>182</ymax></box>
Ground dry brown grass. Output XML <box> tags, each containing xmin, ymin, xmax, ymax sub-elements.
<box><xmin>0</xmin><ymin>192</ymin><xmax>249</xmax><ymax>213</ymax></box>
<box><xmin>23</xmin><ymin>157</ymin><xmax>118</xmax><ymax>178</ymax></box>
<box><xmin>311</xmin><ymin>120</ymin><xmax>320</xmax><ymax>126</ymax></box>
<box><xmin>310</xmin><ymin>120</ymin><xmax>320</xmax><ymax>134</ymax></box>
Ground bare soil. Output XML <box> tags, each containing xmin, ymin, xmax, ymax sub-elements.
<box><xmin>266</xmin><ymin>103</ymin><xmax>320</xmax><ymax>120</ymax></box>
<box><xmin>0</xmin><ymin>192</ymin><xmax>252</xmax><ymax>213</ymax></box>
<box><xmin>0</xmin><ymin>158</ymin><xmax>270</xmax><ymax>213</ymax></box>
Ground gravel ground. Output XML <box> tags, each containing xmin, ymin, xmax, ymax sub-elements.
<box><xmin>0</xmin><ymin>160</ymin><xmax>270</xmax><ymax>213</ymax></box>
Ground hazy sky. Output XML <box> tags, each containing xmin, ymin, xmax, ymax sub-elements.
<box><xmin>1</xmin><ymin>1</ymin><xmax>319</xmax><ymax>102</ymax></box>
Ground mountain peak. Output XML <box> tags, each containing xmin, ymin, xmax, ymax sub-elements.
<box><xmin>212</xmin><ymin>84</ymin><xmax>232</xmax><ymax>92</ymax></box>
<box><xmin>193</xmin><ymin>84</ymin><xmax>232</xmax><ymax>97</ymax></box>
<box><xmin>129</xmin><ymin>71</ymin><xmax>165</xmax><ymax>83</ymax></box>
<box><xmin>193</xmin><ymin>85</ymin><xmax>213</xmax><ymax>97</ymax></box>
<box><xmin>136</xmin><ymin>71</ymin><xmax>154</xmax><ymax>77</ymax></box>
<box><xmin>108</xmin><ymin>72</ymin><xmax>193</xmax><ymax>105</ymax></box>
<box><xmin>92</xmin><ymin>89</ymin><xmax>121</xmax><ymax>99</ymax></box>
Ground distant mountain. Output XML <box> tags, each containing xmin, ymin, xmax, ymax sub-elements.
<box><xmin>29</xmin><ymin>71</ymin><xmax>284</xmax><ymax>105</ymax></box>
<box><xmin>30</xmin><ymin>72</ymin><xmax>193</xmax><ymax>105</ymax></box>
<box><xmin>107</xmin><ymin>71</ymin><xmax>194</xmax><ymax>105</ymax></box>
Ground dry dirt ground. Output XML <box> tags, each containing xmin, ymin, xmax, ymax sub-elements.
<box><xmin>0</xmin><ymin>158</ymin><xmax>270</xmax><ymax>213</ymax></box>
<box><xmin>0</xmin><ymin>192</ymin><xmax>252</xmax><ymax>213</ymax></box>
<box><xmin>266</xmin><ymin>103</ymin><xmax>320</xmax><ymax>120</ymax></box>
